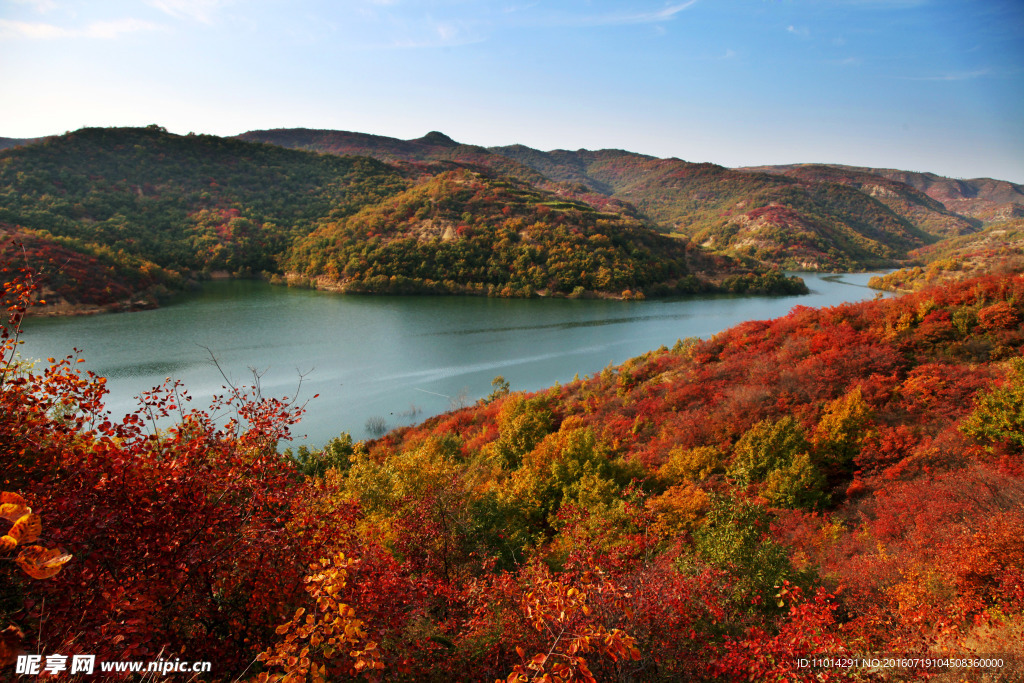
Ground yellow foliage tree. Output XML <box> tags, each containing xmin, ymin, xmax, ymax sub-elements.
<box><xmin>646</xmin><ymin>483</ymin><xmax>710</xmax><ymax>538</ymax></box>
<box><xmin>658</xmin><ymin>445</ymin><xmax>723</xmax><ymax>485</ymax></box>
<box><xmin>812</xmin><ymin>386</ymin><xmax>873</xmax><ymax>467</ymax></box>
<box><xmin>500</xmin><ymin>572</ymin><xmax>641</xmax><ymax>683</ymax></box>
<box><xmin>256</xmin><ymin>552</ymin><xmax>383</xmax><ymax>683</ymax></box>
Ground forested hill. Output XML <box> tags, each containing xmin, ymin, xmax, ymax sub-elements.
<box><xmin>236</xmin><ymin>128</ymin><xmax>551</xmax><ymax>187</ymax></box>
<box><xmin>235</xmin><ymin>128</ymin><xmax>643</xmax><ymax>217</ymax></box>
<box><xmin>0</xmin><ymin>125</ymin><xmax>404</xmax><ymax>264</ymax></box>
<box><xmin>0</xmin><ymin>126</ymin><xmax>800</xmax><ymax>311</ymax></box>
<box><xmin>746</xmin><ymin>162</ymin><xmax>1024</xmax><ymax>223</ymax></box>
<box><xmin>0</xmin><ymin>137</ymin><xmax>46</xmax><ymax>151</ymax></box>
<box><xmin>498</xmin><ymin>147</ymin><xmax>956</xmax><ymax>269</ymax></box>
<box><xmin>283</xmin><ymin>167</ymin><xmax>805</xmax><ymax>297</ymax></box>
<box><xmin>869</xmin><ymin>218</ymin><xmax>1024</xmax><ymax>292</ymax></box>
<box><xmin>733</xmin><ymin>163</ymin><xmax>978</xmax><ymax>237</ymax></box>
<box><xmin>242</xmin><ymin>127</ymin><xmax>985</xmax><ymax>271</ymax></box>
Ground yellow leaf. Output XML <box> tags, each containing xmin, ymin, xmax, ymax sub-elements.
<box><xmin>0</xmin><ymin>536</ymin><xmax>16</xmax><ymax>553</ymax></box>
<box><xmin>15</xmin><ymin>546</ymin><xmax>71</xmax><ymax>579</ymax></box>
<box><xmin>8</xmin><ymin>513</ymin><xmax>41</xmax><ymax>545</ymax></box>
<box><xmin>0</xmin><ymin>493</ymin><xmax>26</xmax><ymax>506</ymax></box>
<box><xmin>0</xmin><ymin>503</ymin><xmax>30</xmax><ymax>523</ymax></box>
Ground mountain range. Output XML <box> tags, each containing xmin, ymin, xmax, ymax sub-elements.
<box><xmin>0</xmin><ymin>126</ymin><xmax>802</xmax><ymax>313</ymax></box>
<box><xmin>240</xmin><ymin>128</ymin><xmax>1023</xmax><ymax>270</ymax></box>
<box><xmin>3</xmin><ymin>125</ymin><xmax>1022</xmax><ymax>312</ymax></box>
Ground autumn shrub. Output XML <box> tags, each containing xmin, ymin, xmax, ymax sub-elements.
<box><xmin>659</xmin><ymin>444</ymin><xmax>723</xmax><ymax>485</ymax></box>
<box><xmin>4</xmin><ymin>267</ymin><xmax>1024</xmax><ymax>678</ymax></box>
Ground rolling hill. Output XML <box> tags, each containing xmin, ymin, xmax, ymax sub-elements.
<box><xmin>490</xmin><ymin>146</ymin><xmax>971</xmax><ymax>270</ymax></box>
<box><xmin>747</xmin><ymin>163</ymin><xmax>1024</xmax><ymax>224</ymax></box>
<box><xmin>0</xmin><ymin>136</ymin><xmax>45</xmax><ymax>151</ymax></box>
<box><xmin>869</xmin><ymin>218</ymin><xmax>1024</xmax><ymax>292</ymax></box>
<box><xmin>7</xmin><ymin>124</ymin><xmax>1020</xmax><ymax>310</ymax></box>
<box><xmin>235</xmin><ymin>128</ymin><xmax>643</xmax><ymax>217</ymax></box>
<box><xmin>0</xmin><ymin>126</ymin><xmax>800</xmax><ymax>311</ymax></box>
<box><xmin>284</xmin><ymin>166</ymin><xmax>805</xmax><ymax>297</ymax></box>
<box><xmin>243</xmin><ymin>127</ymin><xmax>992</xmax><ymax>271</ymax></box>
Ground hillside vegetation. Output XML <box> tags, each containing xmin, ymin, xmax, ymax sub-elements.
<box><xmin>748</xmin><ymin>163</ymin><xmax>1024</xmax><ymax>224</ymax></box>
<box><xmin>493</xmin><ymin>147</ymin><xmax>956</xmax><ymax>270</ymax></box>
<box><xmin>236</xmin><ymin>128</ymin><xmax>644</xmax><ymax>217</ymax></box>
<box><xmin>0</xmin><ymin>126</ymin><xmax>404</xmax><ymax>309</ymax></box>
<box><xmin>244</xmin><ymin>127</ymin><xmax>992</xmax><ymax>271</ymax></box>
<box><xmin>0</xmin><ymin>127</ymin><xmax>800</xmax><ymax>310</ymax></box>
<box><xmin>870</xmin><ymin>219</ymin><xmax>1024</xmax><ymax>292</ymax></box>
<box><xmin>285</xmin><ymin>167</ymin><xmax>805</xmax><ymax>298</ymax></box>
<box><xmin>0</xmin><ymin>224</ymin><xmax>178</xmax><ymax>313</ymax></box>
<box><xmin>744</xmin><ymin>164</ymin><xmax>979</xmax><ymax>237</ymax></box>
<box><xmin>4</xmin><ymin>267</ymin><xmax>1023</xmax><ymax>680</ymax></box>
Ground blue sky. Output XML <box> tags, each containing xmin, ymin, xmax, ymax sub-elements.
<box><xmin>2</xmin><ymin>0</ymin><xmax>1022</xmax><ymax>182</ymax></box>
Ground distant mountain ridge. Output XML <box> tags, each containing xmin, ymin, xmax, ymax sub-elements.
<box><xmin>0</xmin><ymin>136</ymin><xmax>46</xmax><ymax>151</ymax></box>
<box><xmin>240</xmin><ymin>127</ymin><xmax>1001</xmax><ymax>271</ymax></box>
<box><xmin>235</xmin><ymin>128</ymin><xmax>642</xmax><ymax>218</ymax></box>
<box><xmin>490</xmin><ymin>146</ymin><xmax>946</xmax><ymax>269</ymax></box>
<box><xmin>5</xmin><ymin>124</ymin><xmax>1019</xmax><ymax>310</ymax></box>
<box><xmin>742</xmin><ymin>163</ymin><xmax>1024</xmax><ymax>223</ymax></box>
<box><xmin>235</xmin><ymin>127</ymin><xmax>551</xmax><ymax>186</ymax></box>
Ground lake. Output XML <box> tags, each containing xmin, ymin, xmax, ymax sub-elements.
<box><xmin>20</xmin><ymin>273</ymin><xmax>892</xmax><ymax>446</ymax></box>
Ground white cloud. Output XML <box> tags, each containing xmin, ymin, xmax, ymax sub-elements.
<box><xmin>631</xmin><ymin>2</ymin><xmax>698</xmax><ymax>22</ymax></box>
<box><xmin>434</xmin><ymin>20</ymin><xmax>458</xmax><ymax>42</ymax></box>
<box><xmin>377</xmin><ymin>15</ymin><xmax>486</xmax><ymax>49</ymax></box>
<box><xmin>502</xmin><ymin>2</ymin><xmax>539</xmax><ymax>13</ymax></box>
<box><xmin>147</xmin><ymin>0</ymin><xmax>228</xmax><ymax>24</ymax></box>
<box><xmin>6</xmin><ymin>0</ymin><xmax>58</xmax><ymax>12</ymax></box>
<box><xmin>0</xmin><ymin>19</ymin><xmax>64</xmax><ymax>38</ymax></box>
<box><xmin>786</xmin><ymin>24</ymin><xmax>810</xmax><ymax>37</ymax></box>
<box><xmin>0</xmin><ymin>17</ymin><xmax>160</xmax><ymax>39</ymax></box>
<box><xmin>86</xmin><ymin>18</ymin><xmax>161</xmax><ymax>39</ymax></box>
<box><xmin>563</xmin><ymin>1</ymin><xmax>699</xmax><ymax>27</ymax></box>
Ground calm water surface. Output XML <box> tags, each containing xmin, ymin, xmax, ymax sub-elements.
<box><xmin>20</xmin><ymin>273</ymin><xmax>891</xmax><ymax>445</ymax></box>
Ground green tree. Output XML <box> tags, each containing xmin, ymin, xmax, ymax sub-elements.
<box><xmin>728</xmin><ymin>416</ymin><xmax>808</xmax><ymax>486</ymax></box>
<box><xmin>762</xmin><ymin>452</ymin><xmax>827</xmax><ymax>510</ymax></box>
<box><xmin>693</xmin><ymin>496</ymin><xmax>797</xmax><ymax>606</ymax></box>
<box><xmin>961</xmin><ymin>357</ymin><xmax>1024</xmax><ymax>451</ymax></box>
